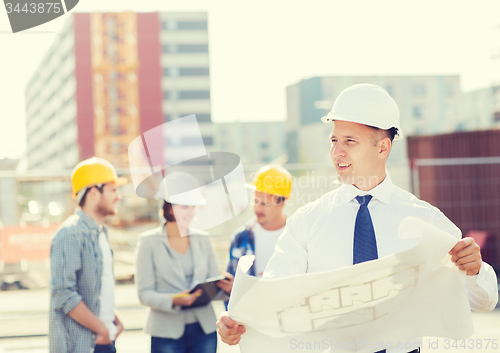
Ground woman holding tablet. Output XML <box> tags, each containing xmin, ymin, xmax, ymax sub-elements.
<box><xmin>135</xmin><ymin>172</ymin><xmax>232</xmax><ymax>353</ymax></box>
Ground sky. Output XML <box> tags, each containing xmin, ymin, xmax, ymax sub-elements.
<box><xmin>1</xmin><ymin>0</ymin><xmax>499</xmax><ymax>160</ymax></box>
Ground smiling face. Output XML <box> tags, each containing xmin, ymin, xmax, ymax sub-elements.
<box><xmin>329</xmin><ymin>120</ymin><xmax>391</xmax><ymax>191</ymax></box>
<box><xmin>171</xmin><ymin>204</ymin><xmax>197</xmax><ymax>231</ymax></box>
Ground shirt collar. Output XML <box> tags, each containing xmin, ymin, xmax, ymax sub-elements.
<box><xmin>75</xmin><ymin>208</ymin><xmax>107</xmax><ymax>235</ymax></box>
<box><xmin>333</xmin><ymin>173</ymin><xmax>393</xmax><ymax>205</ymax></box>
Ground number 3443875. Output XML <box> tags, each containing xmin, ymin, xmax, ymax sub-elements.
<box><xmin>443</xmin><ymin>339</ymin><xmax>498</xmax><ymax>350</ymax></box>
<box><xmin>5</xmin><ymin>3</ymin><xmax>62</xmax><ymax>14</ymax></box>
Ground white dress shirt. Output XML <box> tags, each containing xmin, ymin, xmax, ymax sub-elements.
<box><xmin>264</xmin><ymin>174</ymin><xmax>498</xmax><ymax>353</ymax></box>
<box><xmin>98</xmin><ymin>231</ymin><xmax>117</xmax><ymax>341</ymax></box>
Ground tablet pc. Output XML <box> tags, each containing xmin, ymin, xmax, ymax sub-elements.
<box><xmin>182</xmin><ymin>275</ymin><xmax>227</xmax><ymax>309</ymax></box>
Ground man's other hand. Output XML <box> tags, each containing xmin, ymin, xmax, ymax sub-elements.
<box><xmin>216</xmin><ymin>312</ymin><xmax>246</xmax><ymax>345</ymax></box>
<box><xmin>449</xmin><ymin>237</ymin><xmax>482</xmax><ymax>276</ymax></box>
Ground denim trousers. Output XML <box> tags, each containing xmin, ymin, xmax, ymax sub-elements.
<box><xmin>151</xmin><ymin>323</ymin><xmax>217</xmax><ymax>353</ymax></box>
<box><xmin>94</xmin><ymin>341</ymin><xmax>116</xmax><ymax>353</ymax></box>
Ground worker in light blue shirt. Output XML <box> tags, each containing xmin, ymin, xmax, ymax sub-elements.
<box><xmin>49</xmin><ymin>157</ymin><xmax>127</xmax><ymax>353</ymax></box>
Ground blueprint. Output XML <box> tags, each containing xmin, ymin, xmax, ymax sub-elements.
<box><xmin>227</xmin><ymin>217</ymin><xmax>474</xmax><ymax>353</ymax></box>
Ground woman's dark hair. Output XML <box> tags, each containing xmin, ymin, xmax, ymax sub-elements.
<box><xmin>162</xmin><ymin>201</ymin><xmax>176</xmax><ymax>222</ymax></box>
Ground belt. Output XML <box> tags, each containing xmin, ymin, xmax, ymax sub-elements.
<box><xmin>376</xmin><ymin>348</ymin><xmax>420</xmax><ymax>353</ymax></box>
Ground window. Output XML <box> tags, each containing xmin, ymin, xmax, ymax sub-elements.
<box><xmin>163</xmin><ymin>91</ymin><xmax>173</xmax><ymax>100</ymax></box>
<box><xmin>161</xmin><ymin>21</ymin><xmax>176</xmax><ymax>30</ymax></box>
<box><xmin>177</xmin><ymin>44</ymin><xmax>209</xmax><ymax>53</ymax></box>
<box><xmin>179</xmin><ymin>91</ymin><xmax>210</xmax><ymax>100</ymax></box>
<box><xmin>445</xmin><ymin>84</ymin><xmax>454</xmax><ymax>97</ymax></box>
<box><xmin>413</xmin><ymin>106</ymin><xmax>423</xmax><ymax>118</ymax></box>
<box><xmin>195</xmin><ymin>113</ymin><xmax>211</xmax><ymax>122</ymax></box>
<box><xmin>162</xmin><ymin>44</ymin><xmax>177</xmax><ymax>53</ymax></box>
<box><xmin>177</xmin><ymin>21</ymin><xmax>208</xmax><ymax>30</ymax></box>
<box><xmin>179</xmin><ymin>67</ymin><xmax>209</xmax><ymax>76</ymax></box>
<box><xmin>162</xmin><ymin>21</ymin><xmax>207</xmax><ymax>31</ymax></box>
<box><xmin>167</xmin><ymin>137</ymin><xmax>202</xmax><ymax>146</ymax></box>
<box><xmin>412</xmin><ymin>84</ymin><xmax>426</xmax><ymax>96</ymax></box>
<box><xmin>180</xmin><ymin>113</ymin><xmax>211</xmax><ymax>122</ymax></box>
<box><xmin>47</xmin><ymin>91</ymin><xmax>56</xmax><ymax>103</ymax></box>
<box><xmin>202</xmin><ymin>136</ymin><xmax>213</xmax><ymax>146</ymax></box>
<box><xmin>163</xmin><ymin>68</ymin><xmax>179</xmax><ymax>77</ymax></box>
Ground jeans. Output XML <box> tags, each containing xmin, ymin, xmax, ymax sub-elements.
<box><xmin>151</xmin><ymin>323</ymin><xmax>217</xmax><ymax>353</ymax></box>
<box><xmin>94</xmin><ymin>342</ymin><xmax>116</xmax><ymax>353</ymax></box>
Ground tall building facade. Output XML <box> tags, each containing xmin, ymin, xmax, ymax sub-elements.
<box><xmin>25</xmin><ymin>11</ymin><xmax>212</xmax><ymax>171</ymax></box>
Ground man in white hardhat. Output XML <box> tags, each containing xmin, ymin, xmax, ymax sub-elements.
<box><xmin>217</xmin><ymin>84</ymin><xmax>498</xmax><ymax>351</ymax></box>
<box><xmin>49</xmin><ymin>157</ymin><xmax>127</xmax><ymax>353</ymax></box>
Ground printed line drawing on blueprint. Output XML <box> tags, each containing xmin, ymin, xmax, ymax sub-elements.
<box><xmin>277</xmin><ymin>265</ymin><xmax>420</xmax><ymax>333</ymax></box>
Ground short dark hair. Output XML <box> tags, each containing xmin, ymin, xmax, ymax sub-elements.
<box><xmin>162</xmin><ymin>201</ymin><xmax>176</xmax><ymax>222</ymax></box>
<box><xmin>388</xmin><ymin>127</ymin><xmax>397</xmax><ymax>141</ymax></box>
<box><xmin>368</xmin><ymin>126</ymin><xmax>397</xmax><ymax>144</ymax></box>
<box><xmin>78</xmin><ymin>185</ymin><xmax>104</xmax><ymax>207</ymax></box>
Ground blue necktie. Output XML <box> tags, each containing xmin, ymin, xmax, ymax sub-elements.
<box><xmin>353</xmin><ymin>195</ymin><xmax>378</xmax><ymax>265</ymax></box>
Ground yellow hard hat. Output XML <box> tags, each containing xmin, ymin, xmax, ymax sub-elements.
<box><xmin>252</xmin><ymin>165</ymin><xmax>292</xmax><ymax>199</ymax></box>
<box><xmin>71</xmin><ymin>157</ymin><xmax>128</xmax><ymax>198</ymax></box>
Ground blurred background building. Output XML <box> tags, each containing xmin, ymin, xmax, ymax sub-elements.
<box><xmin>461</xmin><ymin>85</ymin><xmax>500</xmax><ymax>130</ymax></box>
<box><xmin>285</xmin><ymin>75</ymin><xmax>462</xmax><ymax>166</ymax></box>
<box><xmin>0</xmin><ymin>158</ymin><xmax>20</xmax><ymax>226</ymax></box>
<box><xmin>213</xmin><ymin>121</ymin><xmax>285</xmax><ymax>167</ymax></box>
<box><xmin>22</xmin><ymin>11</ymin><xmax>213</xmax><ymax>226</ymax></box>
<box><xmin>25</xmin><ymin>11</ymin><xmax>212</xmax><ymax>171</ymax></box>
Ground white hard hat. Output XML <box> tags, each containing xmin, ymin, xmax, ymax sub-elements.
<box><xmin>321</xmin><ymin>83</ymin><xmax>403</xmax><ymax>140</ymax></box>
<box><xmin>154</xmin><ymin>171</ymin><xmax>206</xmax><ymax>206</ymax></box>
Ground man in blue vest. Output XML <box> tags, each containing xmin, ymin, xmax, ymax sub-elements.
<box><xmin>217</xmin><ymin>165</ymin><xmax>292</xmax><ymax>298</ymax></box>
